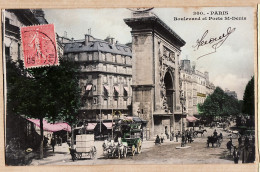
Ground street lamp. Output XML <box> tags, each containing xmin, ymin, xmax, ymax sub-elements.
<box><xmin>180</xmin><ymin>90</ymin><xmax>186</xmax><ymax>134</ymax></box>
<box><xmin>99</xmin><ymin>103</ymin><xmax>102</xmax><ymax>135</ymax></box>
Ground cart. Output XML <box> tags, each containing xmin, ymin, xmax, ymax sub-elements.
<box><xmin>69</xmin><ymin>134</ymin><xmax>97</xmax><ymax>161</ymax></box>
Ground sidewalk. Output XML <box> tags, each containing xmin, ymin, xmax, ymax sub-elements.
<box><xmin>30</xmin><ymin>143</ymin><xmax>71</xmax><ymax>166</ymax></box>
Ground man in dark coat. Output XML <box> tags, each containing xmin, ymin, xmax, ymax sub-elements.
<box><xmin>233</xmin><ymin>146</ymin><xmax>240</xmax><ymax>164</ymax></box>
<box><xmin>51</xmin><ymin>136</ymin><xmax>56</xmax><ymax>152</ymax></box>
<box><xmin>227</xmin><ymin>139</ymin><xmax>233</xmax><ymax>155</ymax></box>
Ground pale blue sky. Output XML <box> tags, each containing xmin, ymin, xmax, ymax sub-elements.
<box><xmin>44</xmin><ymin>7</ymin><xmax>254</xmax><ymax>100</ymax></box>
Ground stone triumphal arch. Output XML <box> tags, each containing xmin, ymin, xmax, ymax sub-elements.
<box><xmin>124</xmin><ymin>10</ymin><xmax>186</xmax><ymax>138</ymax></box>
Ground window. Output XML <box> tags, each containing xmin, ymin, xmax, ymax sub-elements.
<box><xmin>124</xmin><ymin>87</ymin><xmax>128</xmax><ymax>97</ymax></box>
<box><xmin>114</xmin><ymin>86</ymin><xmax>119</xmax><ymax>98</ymax></box>
<box><xmin>122</xmin><ymin>56</ymin><xmax>126</xmax><ymax>64</ymax></box>
<box><xmin>18</xmin><ymin>43</ymin><xmax>20</xmax><ymax>60</ymax></box>
<box><xmin>112</xmin><ymin>55</ymin><xmax>115</xmax><ymax>62</ymax></box>
<box><xmin>103</xmin><ymin>75</ymin><xmax>107</xmax><ymax>83</ymax></box>
<box><xmin>114</xmin><ymin>76</ymin><xmax>118</xmax><ymax>83</ymax></box>
<box><xmin>103</xmin><ymin>64</ymin><xmax>107</xmax><ymax>71</ymax></box>
<box><xmin>104</xmin><ymin>85</ymin><xmax>109</xmax><ymax>99</ymax></box>
<box><xmin>93</xmin><ymin>97</ymin><xmax>97</xmax><ymax>104</ymax></box>
<box><xmin>5</xmin><ymin>18</ymin><xmax>10</xmax><ymax>25</ymax></box>
<box><xmin>5</xmin><ymin>46</ymin><xmax>10</xmax><ymax>57</ymax></box>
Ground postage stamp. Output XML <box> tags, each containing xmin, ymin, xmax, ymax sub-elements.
<box><xmin>20</xmin><ymin>24</ymin><xmax>58</xmax><ymax>68</ymax></box>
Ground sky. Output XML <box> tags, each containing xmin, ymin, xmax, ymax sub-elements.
<box><xmin>44</xmin><ymin>7</ymin><xmax>254</xmax><ymax>100</ymax></box>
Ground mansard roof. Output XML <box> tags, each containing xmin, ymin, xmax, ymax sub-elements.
<box><xmin>64</xmin><ymin>39</ymin><xmax>132</xmax><ymax>57</ymax></box>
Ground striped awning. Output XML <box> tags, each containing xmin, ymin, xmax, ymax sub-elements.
<box><xmin>104</xmin><ymin>85</ymin><xmax>109</xmax><ymax>91</ymax></box>
<box><xmin>124</xmin><ymin>87</ymin><xmax>129</xmax><ymax>92</ymax></box>
<box><xmin>114</xmin><ymin>86</ymin><xmax>120</xmax><ymax>93</ymax></box>
<box><xmin>186</xmin><ymin>116</ymin><xmax>199</xmax><ymax>122</ymax></box>
<box><xmin>86</xmin><ymin>85</ymin><xmax>92</xmax><ymax>90</ymax></box>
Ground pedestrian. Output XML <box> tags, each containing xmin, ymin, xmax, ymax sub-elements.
<box><xmin>175</xmin><ymin>132</ymin><xmax>179</xmax><ymax>142</ymax></box>
<box><xmin>155</xmin><ymin>135</ymin><xmax>160</xmax><ymax>145</ymax></box>
<box><xmin>160</xmin><ymin>133</ymin><xmax>164</xmax><ymax>143</ymax></box>
<box><xmin>227</xmin><ymin>138</ymin><xmax>233</xmax><ymax>155</ymax></box>
<box><xmin>170</xmin><ymin>131</ymin><xmax>174</xmax><ymax>141</ymax></box>
<box><xmin>233</xmin><ymin>146</ymin><xmax>240</xmax><ymax>164</ymax></box>
<box><xmin>244</xmin><ymin>136</ymin><xmax>250</xmax><ymax>150</ymax></box>
<box><xmin>51</xmin><ymin>136</ymin><xmax>56</xmax><ymax>152</ymax></box>
<box><xmin>213</xmin><ymin>129</ymin><xmax>218</xmax><ymax>138</ymax></box>
<box><xmin>238</xmin><ymin>135</ymin><xmax>242</xmax><ymax>146</ymax></box>
<box><xmin>181</xmin><ymin>134</ymin><xmax>185</xmax><ymax>147</ymax></box>
<box><xmin>165</xmin><ymin>126</ymin><xmax>169</xmax><ymax>139</ymax></box>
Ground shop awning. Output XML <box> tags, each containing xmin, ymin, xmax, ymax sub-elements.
<box><xmin>103</xmin><ymin>122</ymin><xmax>114</xmax><ymax>130</ymax></box>
<box><xmin>86</xmin><ymin>85</ymin><xmax>92</xmax><ymax>91</ymax></box>
<box><xmin>86</xmin><ymin>123</ymin><xmax>97</xmax><ymax>130</ymax></box>
<box><xmin>104</xmin><ymin>85</ymin><xmax>109</xmax><ymax>92</ymax></box>
<box><xmin>27</xmin><ymin>118</ymin><xmax>71</xmax><ymax>132</ymax></box>
<box><xmin>186</xmin><ymin>116</ymin><xmax>199</xmax><ymax>122</ymax></box>
<box><xmin>114</xmin><ymin>86</ymin><xmax>120</xmax><ymax>93</ymax></box>
<box><xmin>124</xmin><ymin>87</ymin><xmax>129</xmax><ymax>92</ymax></box>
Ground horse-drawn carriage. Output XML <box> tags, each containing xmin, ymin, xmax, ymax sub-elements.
<box><xmin>102</xmin><ymin>138</ymin><xmax>128</xmax><ymax>159</ymax></box>
<box><xmin>103</xmin><ymin>116</ymin><xmax>146</xmax><ymax>158</ymax></box>
<box><xmin>69</xmin><ymin>134</ymin><xmax>97</xmax><ymax>161</ymax></box>
<box><xmin>193</xmin><ymin>129</ymin><xmax>207</xmax><ymax>137</ymax></box>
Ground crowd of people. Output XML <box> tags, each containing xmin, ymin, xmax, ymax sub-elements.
<box><xmin>226</xmin><ymin>134</ymin><xmax>255</xmax><ymax>164</ymax></box>
<box><xmin>155</xmin><ymin>128</ymin><xmax>196</xmax><ymax>147</ymax></box>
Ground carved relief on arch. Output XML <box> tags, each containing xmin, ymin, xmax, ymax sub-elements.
<box><xmin>163</xmin><ymin>46</ymin><xmax>175</xmax><ymax>62</ymax></box>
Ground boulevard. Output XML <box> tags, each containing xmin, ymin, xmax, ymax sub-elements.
<box><xmin>30</xmin><ymin>127</ymin><xmax>240</xmax><ymax>165</ymax></box>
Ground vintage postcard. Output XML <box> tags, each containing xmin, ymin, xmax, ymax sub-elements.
<box><xmin>2</xmin><ymin>7</ymin><xmax>257</xmax><ymax>168</ymax></box>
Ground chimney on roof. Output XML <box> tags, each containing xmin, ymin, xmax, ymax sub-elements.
<box><xmin>85</xmin><ymin>34</ymin><xmax>94</xmax><ymax>46</ymax></box>
<box><xmin>105</xmin><ymin>36</ymin><xmax>115</xmax><ymax>44</ymax></box>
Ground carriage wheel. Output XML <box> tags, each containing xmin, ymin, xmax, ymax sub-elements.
<box><xmin>132</xmin><ymin>145</ymin><xmax>135</xmax><ymax>156</ymax></box>
<box><xmin>79</xmin><ymin>153</ymin><xmax>82</xmax><ymax>159</ymax></box>
<box><xmin>123</xmin><ymin>147</ymin><xmax>127</xmax><ymax>158</ymax></box>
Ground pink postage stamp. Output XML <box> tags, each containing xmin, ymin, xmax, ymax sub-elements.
<box><xmin>20</xmin><ymin>24</ymin><xmax>59</xmax><ymax>68</ymax></box>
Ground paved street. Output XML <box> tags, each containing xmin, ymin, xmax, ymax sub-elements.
<box><xmin>30</xmin><ymin>126</ymin><xmax>241</xmax><ymax>165</ymax></box>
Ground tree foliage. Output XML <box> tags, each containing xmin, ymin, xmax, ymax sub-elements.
<box><xmin>7</xmin><ymin>57</ymin><xmax>81</xmax><ymax>125</ymax></box>
<box><xmin>242</xmin><ymin>76</ymin><xmax>254</xmax><ymax>117</ymax></box>
<box><xmin>198</xmin><ymin>87</ymin><xmax>240</xmax><ymax>120</ymax></box>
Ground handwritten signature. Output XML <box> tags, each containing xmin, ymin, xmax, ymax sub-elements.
<box><xmin>192</xmin><ymin>27</ymin><xmax>236</xmax><ymax>59</ymax></box>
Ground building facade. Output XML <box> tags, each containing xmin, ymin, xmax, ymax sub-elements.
<box><xmin>225</xmin><ymin>89</ymin><xmax>238</xmax><ymax>99</ymax></box>
<box><xmin>4</xmin><ymin>9</ymin><xmax>50</xmax><ymax>147</ymax></box>
<box><xmin>180</xmin><ymin>59</ymin><xmax>215</xmax><ymax>120</ymax></box>
<box><xmin>61</xmin><ymin>35</ymin><xmax>133</xmax><ymax>122</ymax></box>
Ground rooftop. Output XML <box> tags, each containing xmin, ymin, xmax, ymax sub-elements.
<box><xmin>63</xmin><ymin>37</ymin><xmax>132</xmax><ymax>56</ymax></box>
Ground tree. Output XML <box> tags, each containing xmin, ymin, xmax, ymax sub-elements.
<box><xmin>6</xmin><ymin>57</ymin><xmax>81</xmax><ymax>159</ymax></box>
<box><xmin>242</xmin><ymin>76</ymin><xmax>254</xmax><ymax>128</ymax></box>
<box><xmin>242</xmin><ymin>76</ymin><xmax>254</xmax><ymax>117</ymax></box>
<box><xmin>198</xmin><ymin>87</ymin><xmax>240</xmax><ymax>121</ymax></box>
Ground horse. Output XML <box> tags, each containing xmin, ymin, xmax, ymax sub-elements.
<box><xmin>194</xmin><ymin>129</ymin><xmax>207</xmax><ymax>137</ymax></box>
<box><xmin>207</xmin><ymin>136</ymin><xmax>221</xmax><ymax>147</ymax></box>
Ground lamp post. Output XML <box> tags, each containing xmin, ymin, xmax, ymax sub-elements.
<box><xmin>180</xmin><ymin>90</ymin><xmax>186</xmax><ymax>134</ymax></box>
<box><xmin>99</xmin><ymin>103</ymin><xmax>102</xmax><ymax>135</ymax></box>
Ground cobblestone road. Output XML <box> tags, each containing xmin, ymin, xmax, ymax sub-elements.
<box><xmin>30</xmin><ymin>127</ymin><xmax>241</xmax><ymax>165</ymax></box>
